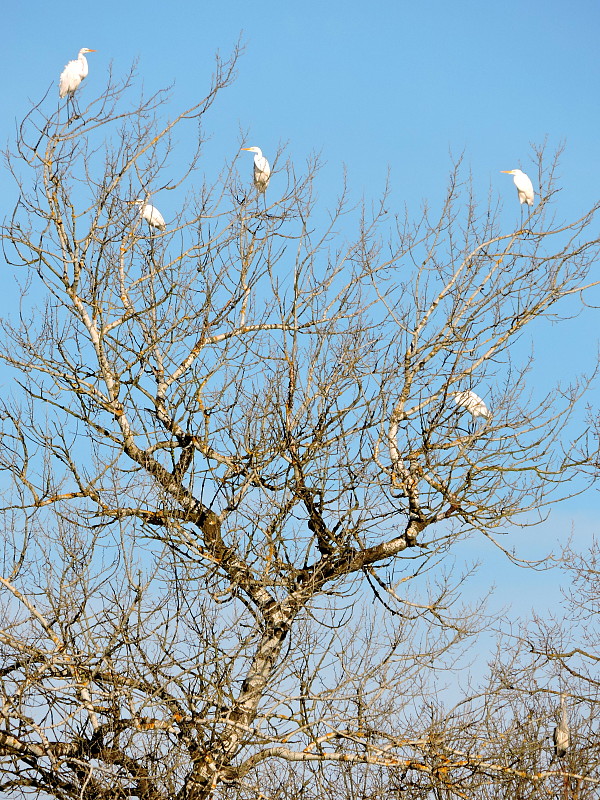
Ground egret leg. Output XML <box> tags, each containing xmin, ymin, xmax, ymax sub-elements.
<box><xmin>522</xmin><ymin>205</ymin><xmax>534</xmax><ymax>237</ymax></box>
<box><xmin>65</xmin><ymin>95</ymin><xmax>81</xmax><ymax>125</ymax></box>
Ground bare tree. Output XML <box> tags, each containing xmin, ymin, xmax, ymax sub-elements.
<box><xmin>0</xmin><ymin>48</ymin><xmax>599</xmax><ymax>800</ymax></box>
<box><xmin>434</xmin><ymin>572</ymin><xmax>599</xmax><ymax>800</ymax></box>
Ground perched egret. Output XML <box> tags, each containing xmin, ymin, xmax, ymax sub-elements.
<box><xmin>241</xmin><ymin>146</ymin><xmax>271</xmax><ymax>193</ymax></box>
<box><xmin>553</xmin><ymin>693</ymin><xmax>570</xmax><ymax>758</ymax></box>
<box><xmin>128</xmin><ymin>200</ymin><xmax>166</xmax><ymax>232</ymax></box>
<box><xmin>453</xmin><ymin>390</ymin><xmax>489</xmax><ymax>420</ymax></box>
<box><xmin>59</xmin><ymin>48</ymin><xmax>96</xmax><ymax>99</ymax></box>
<box><xmin>501</xmin><ymin>169</ymin><xmax>534</xmax><ymax>206</ymax></box>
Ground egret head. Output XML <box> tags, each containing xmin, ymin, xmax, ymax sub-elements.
<box><xmin>241</xmin><ymin>146</ymin><xmax>263</xmax><ymax>156</ymax></box>
<box><xmin>501</xmin><ymin>169</ymin><xmax>521</xmax><ymax>176</ymax></box>
<box><xmin>79</xmin><ymin>48</ymin><xmax>97</xmax><ymax>54</ymax></box>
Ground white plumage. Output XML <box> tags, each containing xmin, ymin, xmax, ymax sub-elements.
<box><xmin>241</xmin><ymin>146</ymin><xmax>271</xmax><ymax>193</ymax></box>
<box><xmin>553</xmin><ymin>693</ymin><xmax>570</xmax><ymax>758</ymax></box>
<box><xmin>453</xmin><ymin>390</ymin><xmax>489</xmax><ymax>420</ymax></box>
<box><xmin>59</xmin><ymin>48</ymin><xmax>96</xmax><ymax>99</ymax></box>
<box><xmin>501</xmin><ymin>169</ymin><xmax>535</xmax><ymax>206</ymax></box>
<box><xmin>129</xmin><ymin>200</ymin><xmax>166</xmax><ymax>232</ymax></box>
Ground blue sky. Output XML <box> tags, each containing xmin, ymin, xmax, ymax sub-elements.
<box><xmin>4</xmin><ymin>1</ymin><xmax>600</xmax><ymax>214</ymax></box>
<box><xmin>2</xmin><ymin>0</ymin><xmax>599</xmax><ymax>628</ymax></box>
<box><xmin>5</xmin><ymin>1</ymin><xmax>600</xmax><ymax>200</ymax></box>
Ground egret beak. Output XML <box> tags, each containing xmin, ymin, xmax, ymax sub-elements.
<box><xmin>500</xmin><ymin>170</ymin><xmax>513</xmax><ymax>174</ymax></box>
<box><xmin>240</xmin><ymin>148</ymin><xmax>251</xmax><ymax>151</ymax></box>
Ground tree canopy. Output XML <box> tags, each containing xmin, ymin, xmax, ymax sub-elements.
<box><xmin>0</xmin><ymin>49</ymin><xmax>598</xmax><ymax>800</ymax></box>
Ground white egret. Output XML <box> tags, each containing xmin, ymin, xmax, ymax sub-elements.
<box><xmin>501</xmin><ymin>169</ymin><xmax>534</xmax><ymax>206</ymax></box>
<box><xmin>59</xmin><ymin>48</ymin><xmax>96</xmax><ymax>99</ymax></box>
<box><xmin>241</xmin><ymin>146</ymin><xmax>271</xmax><ymax>193</ymax></box>
<box><xmin>128</xmin><ymin>200</ymin><xmax>166</xmax><ymax>232</ymax></box>
<box><xmin>553</xmin><ymin>693</ymin><xmax>570</xmax><ymax>758</ymax></box>
<box><xmin>453</xmin><ymin>390</ymin><xmax>489</xmax><ymax>420</ymax></box>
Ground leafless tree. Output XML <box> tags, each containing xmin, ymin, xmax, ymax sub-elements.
<box><xmin>0</xmin><ymin>47</ymin><xmax>599</xmax><ymax>800</ymax></box>
<box><xmin>429</xmin><ymin>545</ymin><xmax>600</xmax><ymax>800</ymax></box>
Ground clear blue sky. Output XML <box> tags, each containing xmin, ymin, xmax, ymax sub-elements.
<box><xmin>2</xmin><ymin>0</ymin><xmax>599</xmax><ymax>627</ymax></box>
<box><xmin>4</xmin><ymin>0</ymin><xmax>600</xmax><ymax>203</ymax></box>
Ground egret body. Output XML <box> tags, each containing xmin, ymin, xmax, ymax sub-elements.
<box><xmin>553</xmin><ymin>693</ymin><xmax>570</xmax><ymax>758</ymax></box>
<box><xmin>501</xmin><ymin>169</ymin><xmax>534</xmax><ymax>206</ymax></box>
<box><xmin>59</xmin><ymin>48</ymin><xmax>96</xmax><ymax>98</ymax></box>
<box><xmin>241</xmin><ymin>146</ymin><xmax>271</xmax><ymax>193</ymax></box>
<box><xmin>453</xmin><ymin>390</ymin><xmax>489</xmax><ymax>420</ymax></box>
<box><xmin>129</xmin><ymin>200</ymin><xmax>166</xmax><ymax>232</ymax></box>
